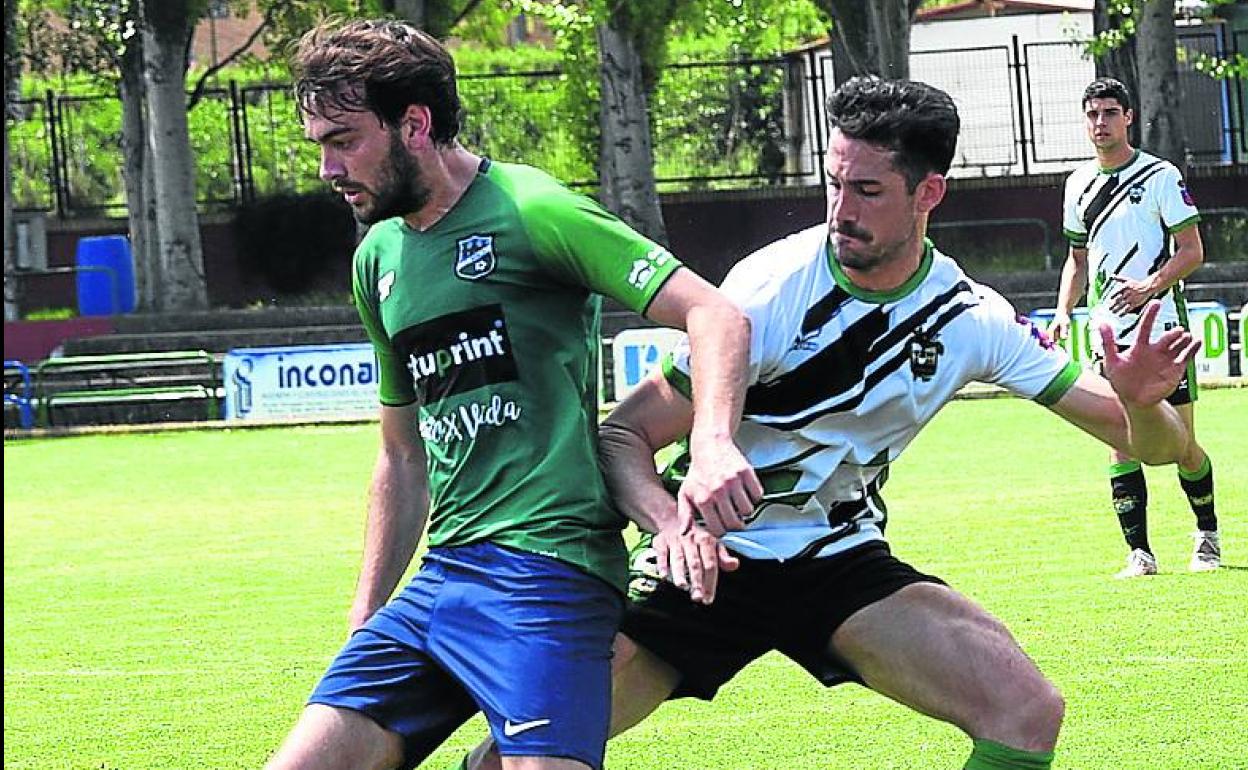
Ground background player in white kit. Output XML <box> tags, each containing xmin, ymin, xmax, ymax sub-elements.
<box><xmin>468</xmin><ymin>76</ymin><xmax>1200</xmax><ymax>770</ymax></box>
<box><xmin>1050</xmin><ymin>77</ymin><xmax>1219</xmax><ymax>578</ymax></box>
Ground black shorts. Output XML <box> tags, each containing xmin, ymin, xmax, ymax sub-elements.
<box><xmin>1095</xmin><ymin>341</ymin><xmax>1196</xmax><ymax>406</ymax></box>
<box><xmin>619</xmin><ymin>540</ymin><xmax>944</xmax><ymax>700</ymax></box>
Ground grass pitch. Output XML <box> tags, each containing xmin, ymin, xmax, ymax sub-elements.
<box><xmin>4</xmin><ymin>389</ymin><xmax>1246</xmax><ymax>769</ymax></box>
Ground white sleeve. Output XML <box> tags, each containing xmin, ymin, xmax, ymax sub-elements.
<box><xmin>1155</xmin><ymin>164</ymin><xmax>1201</xmax><ymax>233</ymax></box>
<box><xmin>974</xmin><ymin>288</ymin><xmax>1081</xmax><ymax>405</ymax></box>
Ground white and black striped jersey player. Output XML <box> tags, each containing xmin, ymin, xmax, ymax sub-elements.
<box><xmin>1062</xmin><ymin>149</ymin><xmax>1201</xmax><ymax>349</ymax></box>
<box><xmin>657</xmin><ymin>224</ymin><xmax>1081</xmax><ymax>562</ymax></box>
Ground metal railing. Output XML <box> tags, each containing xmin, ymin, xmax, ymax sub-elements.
<box><xmin>9</xmin><ymin>27</ymin><xmax>1244</xmax><ymax>218</ymax></box>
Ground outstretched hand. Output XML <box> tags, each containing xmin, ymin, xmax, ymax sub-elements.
<box><xmin>1099</xmin><ymin>301</ymin><xmax>1201</xmax><ymax>408</ymax></box>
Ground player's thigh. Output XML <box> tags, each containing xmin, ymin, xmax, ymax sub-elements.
<box><xmin>610</xmin><ymin>632</ymin><xmax>682</xmax><ymax>736</ymax></box>
<box><xmin>266</xmin><ymin>703</ymin><xmax>403</xmax><ymax>770</ymax></box>
<box><xmin>829</xmin><ymin>582</ymin><xmax>1049</xmax><ymax>727</ymax></box>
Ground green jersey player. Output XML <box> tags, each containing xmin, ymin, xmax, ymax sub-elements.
<box><xmin>266</xmin><ymin>19</ymin><xmax>761</xmax><ymax>770</ymax></box>
<box><xmin>1052</xmin><ymin>77</ymin><xmax>1219</xmax><ymax>578</ymax></box>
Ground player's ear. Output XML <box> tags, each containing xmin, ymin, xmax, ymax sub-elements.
<box><xmin>914</xmin><ymin>172</ymin><xmax>946</xmax><ymax>215</ymax></box>
<box><xmin>399</xmin><ymin>104</ymin><xmax>433</xmax><ymax>148</ymax></box>
<box><xmin>1124</xmin><ymin>107</ymin><xmax>1134</xmax><ymax>128</ymax></box>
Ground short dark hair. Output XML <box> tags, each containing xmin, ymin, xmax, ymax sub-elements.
<box><xmin>1083</xmin><ymin>77</ymin><xmax>1132</xmax><ymax>113</ymax></box>
<box><xmin>292</xmin><ymin>18</ymin><xmax>462</xmax><ymax>144</ymax></box>
<box><xmin>825</xmin><ymin>76</ymin><xmax>960</xmax><ymax>189</ymax></box>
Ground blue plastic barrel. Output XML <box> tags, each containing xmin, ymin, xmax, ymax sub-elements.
<box><xmin>76</xmin><ymin>235</ymin><xmax>136</xmax><ymax>316</ymax></box>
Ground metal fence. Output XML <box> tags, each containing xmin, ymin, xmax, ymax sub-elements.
<box><xmin>9</xmin><ymin>28</ymin><xmax>1245</xmax><ymax>218</ymax></box>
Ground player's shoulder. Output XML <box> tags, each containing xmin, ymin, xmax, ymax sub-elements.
<box><xmin>722</xmin><ymin>224</ymin><xmax>826</xmax><ymax>302</ymax></box>
<box><xmin>1063</xmin><ymin>157</ymin><xmax>1101</xmax><ymax>192</ymax></box>
<box><xmin>354</xmin><ymin>219</ymin><xmax>405</xmax><ymax>265</ymax></box>
<box><xmin>484</xmin><ymin>161</ymin><xmax>582</xmax><ymax>209</ymax></box>
<box><xmin>928</xmin><ymin>247</ymin><xmax>1015</xmax><ymax>317</ymax></box>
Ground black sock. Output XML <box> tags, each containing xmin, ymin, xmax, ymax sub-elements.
<box><xmin>1111</xmin><ymin>465</ymin><xmax>1149</xmax><ymax>553</ymax></box>
<box><xmin>1179</xmin><ymin>457</ymin><xmax>1217</xmax><ymax>532</ymax></box>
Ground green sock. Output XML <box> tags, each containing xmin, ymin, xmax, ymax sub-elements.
<box><xmin>448</xmin><ymin>753</ymin><xmax>469</xmax><ymax>770</ymax></box>
<box><xmin>964</xmin><ymin>738</ymin><xmax>1054</xmax><ymax>769</ymax></box>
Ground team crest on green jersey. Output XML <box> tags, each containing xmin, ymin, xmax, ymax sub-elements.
<box><xmin>455</xmin><ymin>234</ymin><xmax>497</xmax><ymax>281</ymax></box>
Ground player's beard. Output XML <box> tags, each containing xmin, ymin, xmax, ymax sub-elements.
<box><xmin>832</xmin><ymin>211</ymin><xmax>921</xmax><ymax>273</ymax></box>
<box><xmin>352</xmin><ymin>130</ymin><xmax>433</xmax><ymax>225</ymax></box>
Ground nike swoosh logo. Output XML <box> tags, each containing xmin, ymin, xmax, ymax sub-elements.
<box><xmin>503</xmin><ymin>718</ymin><xmax>552</xmax><ymax>737</ymax></box>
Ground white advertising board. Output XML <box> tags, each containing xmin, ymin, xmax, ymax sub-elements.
<box><xmin>610</xmin><ymin>327</ymin><xmax>685</xmax><ymax>402</ymax></box>
<box><xmin>223</xmin><ymin>343</ymin><xmax>379</xmax><ymax>420</ymax></box>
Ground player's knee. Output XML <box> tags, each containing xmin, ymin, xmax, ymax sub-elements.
<box><xmin>611</xmin><ymin>632</ymin><xmax>640</xmax><ymax>672</ymax></box>
<box><xmin>974</xmin><ymin>670</ymin><xmax>1064</xmax><ymax>751</ymax></box>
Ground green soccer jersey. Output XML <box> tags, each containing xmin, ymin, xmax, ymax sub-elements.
<box><xmin>352</xmin><ymin>159</ymin><xmax>681</xmax><ymax>590</ymax></box>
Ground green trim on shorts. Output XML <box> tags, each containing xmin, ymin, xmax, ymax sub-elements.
<box><xmin>1178</xmin><ymin>454</ymin><xmax>1212</xmax><ymax>482</ymax></box>
<box><xmin>1033</xmin><ymin>360</ymin><xmax>1082</xmax><ymax>407</ymax></box>
<box><xmin>1110</xmin><ymin>460</ymin><xmax>1143</xmax><ymax>477</ymax></box>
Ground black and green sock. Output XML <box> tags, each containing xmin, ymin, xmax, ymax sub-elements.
<box><xmin>1110</xmin><ymin>462</ymin><xmax>1149</xmax><ymax>553</ymax></box>
<box><xmin>1178</xmin><ymin>455</ymin><xmax>1217</xmax><ymax>532</ymax></box>
<box><xmin>964</xmin><ymin>738</ymin><xmax>1054</xmax><ymax>769</ymax></box>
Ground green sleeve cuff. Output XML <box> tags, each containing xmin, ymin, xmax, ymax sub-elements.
<box><xmin>1063</xmin><ymin>228</ymin><xmax>1087</xmax><ymax>247</ymax></box>
<box><xmin>1166</xmin><ymin>214</ymin><xmax>1201</xmax><ymax>234</ymax></box>
<box><xmin>661</xmin><ymin>352</ymin><xmax>692</xmax><ymax>400</ymax></box>
<box><xmin>1033</xmin><ymin>360</ymin><xmax>1082</xmax><ymax>407</ymax></box>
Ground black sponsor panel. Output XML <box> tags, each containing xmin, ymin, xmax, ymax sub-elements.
<box><xmin>393</xmin><ymin>304</ymin><xmax>518</xmax><ymax>403</ymax></box>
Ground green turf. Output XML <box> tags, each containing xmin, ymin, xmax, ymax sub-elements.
<box><xmin>4</xmin><ymin>390</ymin><xmax>1246</xmax><ymax>769</ymax></box>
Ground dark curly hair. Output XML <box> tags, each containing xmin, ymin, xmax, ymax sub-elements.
<box><xmin>1083</xmin><ymin>77</ymin><xmax>1132</xmax><ymax>113</ymax></box>
<box><xmin>292</xmin><ymin>18</ymin><xmax>463</xmax><ymax>145</ymax></box>
<box><xmin>825</xmin><ymin>76</ymin><xmax>960</xmax><ymax>190</ymax></box>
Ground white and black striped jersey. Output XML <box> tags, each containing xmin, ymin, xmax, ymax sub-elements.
<box><xmin>1062</xmin><ymin>149</ymin><xmax>1201</xmax><ymax>347</ymax></box>
<box><xmin>661</xmin><ymin>225</ymin><xmax>1080</xmax><ymax>561</ymax></box>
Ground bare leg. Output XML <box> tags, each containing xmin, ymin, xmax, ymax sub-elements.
<box><xmin>471</xmin><ymin>633</ymin><xmax>680</xmax><ymax>770</ymax></box>
<box><xmin>1172</xmin><ymin>402</ymin><xmax>1206</xmax><ymax>473</ymax></box>
<box><xmin>265</xmin><ymin>704</ymin><xmax>404</xmax><ymax>770</ymax></box>
<box><xmin>831</xmin><ymin>583</ymin><xmax>1064</xmax><ymax>752</ymax></box>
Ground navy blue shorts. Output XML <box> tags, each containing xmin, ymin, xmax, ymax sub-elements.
<box><xmin>309</xmin><ymin>541</ymin><xmax>623</xmax><ymax>769</ymax></box>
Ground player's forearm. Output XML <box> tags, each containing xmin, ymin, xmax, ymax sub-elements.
<box><xmin>1142</xmin><ymin>242</ymin><xmax>1203</xmax><ymax>296</ymax></box>
<box><xmin>598</xmin><ymin>420</ymin><xmax>680</xmax><ymax>534</ymax></box>
<box><xmin>1055</xmin><ymin>250</ymin><xmax>1087</xmax><ymax>314</ymax></box>
<box><xmin>683</xmin><ymin>302</ymin><xmax>751</xmax><ymax>453</ymax></box>
<box><xmin>350</xmin><ymin>449</ymin><xmax>429</xmax><ymax>628</ymax></box>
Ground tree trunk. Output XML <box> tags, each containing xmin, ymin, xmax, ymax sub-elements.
<box><xmin>820</xmin><ymin>0</ymin><xmax>920</xmax><ymax>83</ymax></box>
<box><xmin>119</xmin><ymin>38</ymin><xmax>157</xmax><ymax>312</ymax></box>
<box><xmin>141</xmin><ymin>0</ymin><xmax>208</xmax><ymax>310</ymax></box>
<box><xmin>596</xmin><ymin>20</ymin><xmax>668</xmax><ymax>245</ymax></box>
<box><xmin>1137</xmin><ymin>0</ymin><xmax>1187</xmax><ymax>170</ymax></box>
<box><xmin>1093</xmin><ymin>0</ymin><xmax>1141</xmax><ymax>147</ymax></box>
<box><xmin>4</xmin><ymin>0</ymin><xmax>19</xmax><ymax>321</ymax></box>
<box><xmin>391</xmin><ymin>0</ymin><xmax>428</xmax><ymax>29</ymax></box>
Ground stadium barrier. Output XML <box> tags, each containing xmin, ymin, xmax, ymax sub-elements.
<box><xmin>34</xmin><ymin>350</ymin><xmax>219</xmax><ymax>427</ymax></box>
<box><xmin>222</xmin><ymin>344</ymin><xmax>380</xmax><ymax>421</ymax></box>
<box><xmin>1029</xmin><ymin>302</ymin><xmax>1235</xmax><ymax>379</ymax></box>
<box><xmin>4</xmin><ymin>360</ymin><xmax>35</xmax><ymax>429</ymax></box>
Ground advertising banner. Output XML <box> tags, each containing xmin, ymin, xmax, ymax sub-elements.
<box><xmin>223</xmin><ymin>344</ymin><xmax>379</xmax><ymax>420</ymax></box>
<box><xmin>1029</xmin><ymin>302</ymin><xmax>1229</xmax><ymax>380</ymax></box>
<box><xmin>610</xmin><ymin>328</ymin><xmax>685</xmax><ymax>402</ymax></box>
